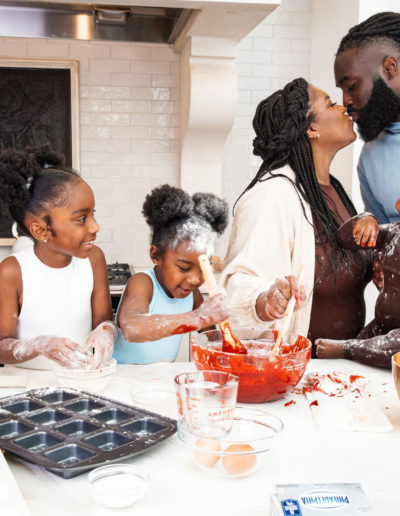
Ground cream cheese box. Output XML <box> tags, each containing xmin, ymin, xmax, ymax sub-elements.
<box><xmin>270</xmin><ymin>483</ymin><xmax>373</xmax><ymax>515</ymax></box>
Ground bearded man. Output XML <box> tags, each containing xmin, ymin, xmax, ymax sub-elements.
<box><xmin>335</xmin><ymin>11</ymin><xmax>400</xmax><ymax>223</ymax></box>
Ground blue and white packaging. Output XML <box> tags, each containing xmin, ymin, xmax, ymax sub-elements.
<box><xmin>270</xmin><ymin>483</ymin><xmax>373</xmax><ymax>515</ymax></box>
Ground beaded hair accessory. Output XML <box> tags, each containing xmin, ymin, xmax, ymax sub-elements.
<box><xmin>26</xmin><ymin>176</ymin><xmax>33</xmax><ymax>191</ymax></box>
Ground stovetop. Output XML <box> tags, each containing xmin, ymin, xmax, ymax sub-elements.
<box><xmin>107</xmin><ymin>262</ymin><xmax>132</xmax><ymax>286</ymax></box>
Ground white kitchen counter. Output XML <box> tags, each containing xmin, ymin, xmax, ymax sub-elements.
<box><xmin>1</xmin><ymin>359</ymin><xmax>399</xmax><ymax>516</ymax></box>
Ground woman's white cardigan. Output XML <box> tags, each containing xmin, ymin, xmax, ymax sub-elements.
<box><xmin>220</xmin><ymin>165</ymin><xmax>315</xmax><ymax>338</ymax></box>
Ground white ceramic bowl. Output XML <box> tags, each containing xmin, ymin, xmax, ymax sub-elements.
<box><xmin>88</xmin><ymin>463</ymin><xmax>149</xmax><ymax>508</ymax></box>
<box><xmin>53</xmin><ymin>358</ymin><xmax>116</xmax><ymax>392</ymax></box>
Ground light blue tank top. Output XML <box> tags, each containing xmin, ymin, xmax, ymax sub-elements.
<box><xmin>113</xmin><ymin>268</ymin><xmax>194</xmax><ymax>364</ymax></box>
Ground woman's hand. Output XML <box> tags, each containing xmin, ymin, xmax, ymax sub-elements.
<box><xmin>196</xmin><ymin>292</ymin><xmax>231</xmax><ymax>329</ymax></box>
<box><xmin>13</xmin><ymin>335</ymin><xmax>93</xmax><ymax>369</ymax></box>
<box><xmin>352</xmin><ymin>215</ymin><xmax>378</xmax><ymax>247</ymax></box>
<box><xmin>256</xmin><ymin>275</ymin><xmax>306</xmax><ymax>321</ymax></box>
<box><xmin>85</xmin><ymin>321</ymin><xmax>118</xmax><ymax>370</ymax></box>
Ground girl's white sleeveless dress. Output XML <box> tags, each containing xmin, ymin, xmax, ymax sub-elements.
<box><xmin>12</xmin><ymin>247</ymin><xmax>93</xmax><ymax>370</ymax></box>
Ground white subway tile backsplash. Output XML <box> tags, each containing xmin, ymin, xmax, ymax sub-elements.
<box><xmin>90</xmin><ymin>113</ymin><xmax>131</xmax><ymax>126</ymax></box>
<box><xmin>151</xmin><ymin>101</ymin><xmax>179</xmax><ymax>114</ymax></box>
<box><xmin>112</xmin><ymin>126</ymin><xmax>152</xmax><ymax>139</ymax></box>
<box><xmin>80</xmin><ymin>72</ymin><xmax>112</xmax><ymax>86</ymax></box>
<box><xmin>111</xmin><ymin>73</ymin><xmax>151</xmax><ymax>86</ymax></box>
<box><xmin>27</xmin><ymin>42</ymin><xmax>69</xmax><ymax>57</ymax></box>
<box><xmin>112</xmin><ymin>100</ymin><xmax>151</xmax><ymax>113</ymax></box>
<box><xmin>95</xmin><ymin>165</ymin><xmax>131</xmax><ymax>178</ymax></box>
<box><xmin>152</xmin><ymin>75</ymin><xmax>179</xmax><ymax>88</ymax></box>
<box><xmin>81</xmin><ymin>99</ymin><xmax>112</xmax><ymax>112</ymax></box>
<box><xmin>81</xmin><ymin>126</ymin><xmax>112</xmax><ymax>139</ymax></box>
<box><xmin>131</xmin><ymin>87</ymin><xmax>153</xmax><ymax>100</ymax></box>
<box><xmin>131</xmin><ymin>61</ymin><xmax>170</xmax><ymax>75</ymax></box>
<box><xmin>151</xmin><ymin>87</ymin><xmax>171</xmax><ymax>100</ymax></box>
<box><xmin>111</xmin><ymin>46</ymin><xmax>152</xmax><ymax>60</ymax></box>
<box><xmin>91</xmin><ymin>59</ymin><xmax>131</xmax><ymax>73</ymax></box>
<box><xmin>89</xmin><ymin>86</ymin><xmax>131</xmax><ymax>99</ymax></box>
<box><xmin>151</xmin><ymin>46</ymin><xmax>179</xmax><ymax>62</ymax></box>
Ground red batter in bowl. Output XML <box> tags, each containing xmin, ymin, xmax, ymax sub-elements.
<box><xmin>191</xmin><ymin>328</ymin><xmax>311</xmax><ymax>403</ymax></box>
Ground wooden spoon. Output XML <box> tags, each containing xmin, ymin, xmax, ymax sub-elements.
<box><xmin>271</xmin><ymin>267</ymin><xmax>304</xmax><ymax>356</ymax></box>
<box><xmin>198</xmin><ymin>254</ymin><xmax>247</xmax><ymax>355</ymax></box>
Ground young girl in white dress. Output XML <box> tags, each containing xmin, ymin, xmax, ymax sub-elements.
<box><xmin>0</xmin><ymin>145</ymin><xmax>117</xmax><ymax>369</ymax></box>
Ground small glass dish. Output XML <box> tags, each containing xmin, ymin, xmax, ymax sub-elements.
<box><xmin>88</xmin><ymin>463</ymin><xmax>149</xmax><ymax>508</ymax></box>
<box><xmin>53</xmin><ymin>357</ymin><xmax>116</xmax><ymax>392</ymax></box>
<box><xmin>177</xmin><ymin>406</ymin><xmax>283</xmax><ymax>478</ymax></box>
<box><xmin>130</xmin><ymin>387</ymin><xmax>176</xmax><ymax>407</ymax></box>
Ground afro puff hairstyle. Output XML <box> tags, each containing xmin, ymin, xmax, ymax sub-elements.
<box><xmin>142</xmin><ymin>184</ymin><xmax>229</xmax><ymax>255</ymax></box>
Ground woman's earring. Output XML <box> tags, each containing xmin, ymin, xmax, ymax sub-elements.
<box><xmin>317</xmin><ymin>133</ymin><xmax>321</xmax><ymax>139</ymax></box>
<box><xmin>43</xmin><ymin>239</ymin><xmax>47</xmax><ymax>243</ymax></box>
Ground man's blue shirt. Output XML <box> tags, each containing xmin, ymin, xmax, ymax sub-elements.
<box><xmin>358</xmin><ymin>121</ymin><xmax>400</xmax><ymax>223</ymax></box>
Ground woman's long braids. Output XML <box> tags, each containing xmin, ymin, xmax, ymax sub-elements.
<box><xmin>337</xmin><ymin>11</ymin><xmax>400</xmax><ymax>54</ymax></box>
<box><xmin>237</xmin><ymin>77</ymin><xmax>356</xmax><ymax>273</ymax></box>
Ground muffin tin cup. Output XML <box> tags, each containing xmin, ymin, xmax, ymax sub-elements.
<box><xmin>0</xmin><ymin>387</ymin><xmax>176</xmax><ymax>478</ymax></box>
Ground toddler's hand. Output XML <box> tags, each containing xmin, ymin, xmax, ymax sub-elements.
<box><xmin>396</xmin><ymin>197</ymin><xmax>400</xmax><ymax>214</ymax></box>
<box><xmin>85</xmin><ymin>321</ymin><xmax>118</xmax><ymax>370</ymax></box>
<box><xmin>353</xmin><ymin>215</ymin><xmax>378</xmax><ymax>247</ymax></box>
<box><xmin>196</xmin><ymin>292</ymin><xmax>230</xmax><ymax>328</ymax></box>
<box><xmin>13</xmin><ymin>335</ymin><xmax>93</xmax><ymax>369</ymax></box>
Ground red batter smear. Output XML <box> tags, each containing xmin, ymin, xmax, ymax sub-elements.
<box><xmin>172</xmin><ymin>324</ymin><xmax>198</xmax><ymax>335</ymax></box>
<box><xmin>192</xmin><ymin>334</ymin><xmax>311</xmax><ymax>403</ymax></box>
<box><xmin>284</xmin><ymin>400</ymin><xmax>296</xmax><ymax>407</ymax></box>
<box><xmin>219</xmin><ymin>320</ymin><xmax>247</xmax><ymax>354</ymax></box>
<box><xmin>310</xmin><ymin>400</ymin><xmax>319</xmax><ymax>407</ymax></box>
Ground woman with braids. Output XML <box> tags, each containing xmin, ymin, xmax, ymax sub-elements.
<box><xmin>114</xmin><ymin>184</ymin><xmax>230</xmax><ymax>364</ymax></box>
<box><xmin>0</xmin><ymin>145</ymin><xmax>117</xmax><ymax>369</ymax></box>
<box><xmin>220</xmin><ymin>78</ymin><xmax>371</xmax><ymax>356</ymax></box>
<box><xmin>334</xmin><ymin>11</ymin><xmax>400</xmax><ymax>224</ymax></box>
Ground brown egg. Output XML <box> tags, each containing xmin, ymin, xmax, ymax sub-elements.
<box><xmin>222</xmin><ymin>443</ymin><xmax>257</xmax><ymax>475</ymax></box>
<box><xmin>193</xmin><ymin>438</ymin><xmax>221</xmax><ymax>467</ymax></box>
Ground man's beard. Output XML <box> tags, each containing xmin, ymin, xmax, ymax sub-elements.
<box><xmin>349</xmin><ymin>77</ymin><xmax>400</xmax><ymax>142</ymax></box>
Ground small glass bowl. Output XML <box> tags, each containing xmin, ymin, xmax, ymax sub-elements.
<box><xmin>88</xmin><ymin>463</ymin><xmax>149</xmax><ymax>508</ymax></box>
<box><xmin>130</xmin><ymin>387</ymin><xmax>176</xmax><ymax>407</ymax></box>
<box><xmin>178</xmin><ymin>406</ymin><xmax>283</xmax><ymax>478</ymax></box>
<box><xmin>53</xmin><ymin>357</ymin><xmax>116</xmax><ymax>392</ymax></box>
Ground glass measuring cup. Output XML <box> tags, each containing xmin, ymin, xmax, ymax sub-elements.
<box><xmin>174</xmin><ymin>371</ymin><xmax>239</xmax><ymax>438</ymax></box>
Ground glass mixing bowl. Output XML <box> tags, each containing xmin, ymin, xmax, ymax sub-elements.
<box><xmin>191</xmin><ymin>328</ymin><xmax>311</xmax><ymax>403</ymax></box>
<box><xmin>178</xmin><ymin>406</ymin><xmax>283</xmax><ymax>478</ymax></box>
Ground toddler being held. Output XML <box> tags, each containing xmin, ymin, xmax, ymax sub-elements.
<box><xmin>316</xmin><ymin>210</ymin><xmax>400</xmax><ymax>368</ymax></box>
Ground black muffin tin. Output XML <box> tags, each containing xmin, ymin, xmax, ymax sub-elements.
<box><xmin>0</xmin><ymin>387</ymin><xmax>176</xmax><ymax>478</ymax></box>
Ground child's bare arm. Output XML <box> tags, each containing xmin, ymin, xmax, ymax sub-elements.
<box><xmin>118</xmin><ymin>273</ymin><xmax>230</xmax><ymax>342</ymax></box>
<box><xmin>0</xmin><ymin>257</ymin><xmax>92</xmax><ymax>367</ymax></box>
<box><xmin>86</xmin><ymin>246</ymin><xmax>116</xmax><ymax>368</ymax></box>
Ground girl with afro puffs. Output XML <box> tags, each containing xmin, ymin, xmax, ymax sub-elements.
<box><xmin>113</xmin><ymin>184</ymin><xmax>230</xmax><ymax>364</ymax></box>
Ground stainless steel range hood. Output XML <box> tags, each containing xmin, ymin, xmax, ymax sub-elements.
<box><xmin>0</xmin><ymin>1</ymin><xmax>192</xmax><ymax>43</ymax></box>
